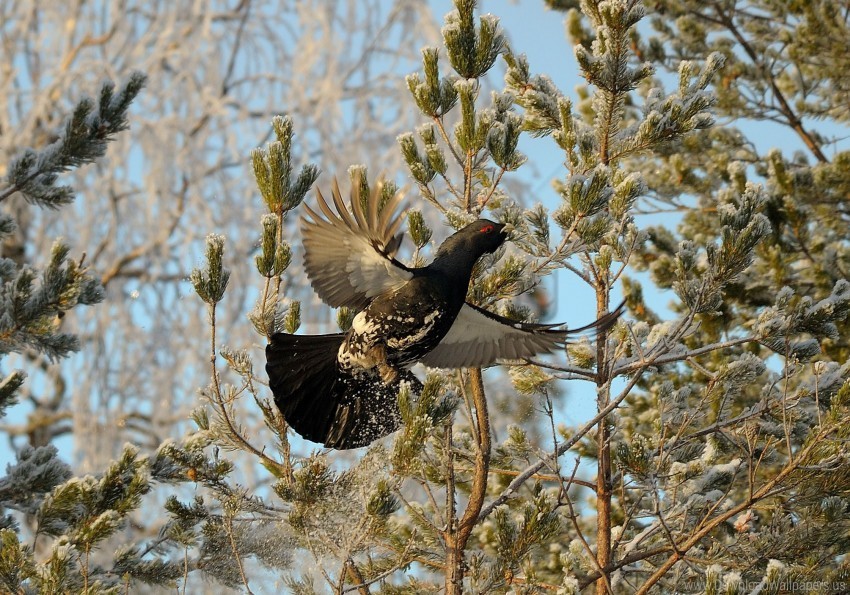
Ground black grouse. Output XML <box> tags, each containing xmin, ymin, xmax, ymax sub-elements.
<box><xmin>266</xmin><ymin>179</ymin><xmax>623</xmax><ymax>449</ymax></box>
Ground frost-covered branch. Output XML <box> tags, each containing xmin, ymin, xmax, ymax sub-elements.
<box><xmin>0</xmin><ymin>73</ymin><xmax>146</xmax><ymax>207</ymax></box>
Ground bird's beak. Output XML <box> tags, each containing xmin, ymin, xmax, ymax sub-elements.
<box><xmin>500</xmin><ymin>222</ymin><xmax>514</xmax><ymax>240</ymax></box>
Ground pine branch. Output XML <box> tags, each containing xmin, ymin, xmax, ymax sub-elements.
<box><xmin>0</xmin><ymin>72</ymin><xmax>147</xmax><ymax>207</ymax></box>
<box><xmin>632</xmin><ymin>426</ymin><xmax>831</xmax><ymax>595</ymax></box>
<box><xmin>712</xmin><ymin>4</ymin><xmax>829</xmax><ymax>163</ymax></box>
<box><xmin>611</xmin><ymin>336</ymin><xmax>756</xmax><ymax>375</ymax></box>
<box><xmin>479</xmin><ymin>354</ymin><xmax>656</xmax><ymax>522</ymax></box>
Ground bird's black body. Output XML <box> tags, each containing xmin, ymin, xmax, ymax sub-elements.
<box><xmin>269</xmin><ymin>215</ymin><xmax>506</xmax><ymax>448</ymax></box>
<box><xmin>266</xmin><ymin>179</ymin><xmax>623</xmax><ymax>449</ymax></box>
<box><xmin>341</xmin><ymin>276</ymin><xmax>454</xmax><ymax>372</ymax></box>
<box><xmin>338</xmin><ymin>225</ymin><xmax>507</xmax><ymax>376</ymax></box>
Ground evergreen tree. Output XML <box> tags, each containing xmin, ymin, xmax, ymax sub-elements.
<box><xmin>0</xmin><ymin>75</ymin><xmax>297</xmax><ymax>595</ymax></box>
<box><xmin>0</xmin><ymin>74</ymin><xmax>167</xmax><ymax>592</ymax></box>
<box><xmin>182</xmin><ymin>0</ymin><xmax>850</xmax><ymax>593</ymax></box>
<box><xmin>0</xmin><ymin>2</ymin><xmax>446</xmax><ymax>592</ymax></box>
<box><xmin>5</xmin><ymin>0</ymin><xmax>848</xmax><ymax>593</ymax></box>
<box><xmin>551</xmin><ymin>0</ymin><xmax>850</xmax><ymax>591</ymax></box>
<box><xmin>195</xmin><ymin>0</ymin><xmax>836</xmax><ymax>592</ymax></box>
<box><xmin>187</xmin><ymin>0</ymin><xmax>845</xmax><ymax>591</ymax></box>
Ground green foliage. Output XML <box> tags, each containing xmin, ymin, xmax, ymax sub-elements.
<box><xmin>0</xmin><ymin>75</ymin><xmax>304</xmax><ymax>594</ymax></box>
<box><xmin>0</xmin><ymin>432</ymin><xmax>274</xmax><ymax>592</ymax></box>
<box><xmin>251</xmin><ymin>115</ymin><xmax>320</xmax><ymax>213</ymax></box>
<box><xmin>399</xmin><ymin>132</ymin><xmax>437</xmax><ymax>186</ymax></box>
<box><xmin>584</xmin><ymin>1</ymin><xmax>850</xmax><ymax>589</ymax></box>
<box><xmin>1</xmin><ymin>72</ymin><xmax>146</xmax><ymax>208</ymax></box>
<box><xmin>0</xmin><ymin>371</ymin><xmax>25</xmax><ymax>418</ymax></box>
<box><xmin>0</xmin><ymin>528</ymin><xmax>36</xmax><ymax>592</ymax></box>
<box><xmin>407</xmin><ymin>210</ymin><xmax>433</xmax><ymax>249</ymax></box>
<box><xmin>0</xmin><ymin>445</ymin><xmax>73</xmax><ymax>525</ymax></box>
<box><xmin>393</xmin><ymin>374</ymin><xmax>457</xmax><ymax>475</ymax></box>
<box><xmin>486</xmin><ymin>99</ymin><xmax>526</xmax><ymax>171</ymax></box>
<box><xmin>245</xmin><ymin>117</ymin><xmax>320</xmax><ymax>340</ymax></box>
<box><xmin>504</xmin><ymin>52</ymin><xmax>563</xmax><ymax>136</ymax></box>
<box><xmin>0</xmin><ymin>239</ymin><xmax>105</xmax><ymax>361</ymax></box>
<box><xmin>0</xmin><ymin>74</ymin><xmax>200</xmax><ymax>592</ymax></box>
<box><xmin>367</xmin><ymin>479</ymin><xmax>400</xmax><ymax>521</ymax></box>
<box><xmin>38</xmin><ymin>446</ymin><xmax>149</xmax><ymax>546</ymax></box>
<box><xmin>509</xmin><ymin>365</ymin><xmax>553</xmax><ymax>396</ymax></box>
<box><xmin>406</xmin><ymin>48</ymin><xmax>459</xmax><ymax>119</ymax></box>
<box><xmin>443</xmin><ymin>0</ymin><xmax>506</xmax><ymax>79</ymax></box>
<box><xmin>255</xmin><ymin>214</ymin><xmax>292</xmax><ymax>278</ymax></box>
<box><xmin>491</xmin><ymin>487</ymin><xmax>560</xmax><ymax>574</ymax></box>
<box><xmin>284</xmin><ymin>300</ymin><xmax>302</xmax><ymax>334</ymax></box>
<box><xmin>190</xmin><ymin>234</ymin><xmax>230</xmax><ymax>306</ymax></box>
<box><xmin>672</xmin><ymin>185</ymin><xmax>771</xmax><ymax>313</ymax></box>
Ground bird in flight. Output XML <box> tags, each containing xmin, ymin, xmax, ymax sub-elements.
<box><xmin>266</xmin><ymin>179</ymin><xmax>623</xmax><ymax>449</ymax></box>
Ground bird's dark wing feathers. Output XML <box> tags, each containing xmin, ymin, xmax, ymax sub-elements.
<box><xmin>301</xmin><ymin>178</ymin><xmax>412</xmax><ymax>311</ymax></box>
<box><xmin>419</xmin><ymin>301</ymin><xmax>625</xmax><ymax>369</ymax></box>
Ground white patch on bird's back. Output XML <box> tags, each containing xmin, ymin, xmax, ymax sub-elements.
<box><xmin>352</xmin><ymin>311</ymin><xmax>379</xmax><ymax>335</ymax></box>
<box><xmin>386</xmin><ymin>310</ymin><xmax>441</xmax><ymax>349</ymax></box>
<box><xmin>338</xmin><ymin>343</ymin><xmax>355</xmax><ymax>367</ymax></box>
<box><xmin>339</xmin><ymin>313</ymin><xmax>395</xmax><ymax>377</ymax></box>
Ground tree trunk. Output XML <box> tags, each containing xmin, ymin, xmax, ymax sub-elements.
<box><xmin>595</xmin><ymin>290</ymin><xmax>612</xmax><ymax>595</ymax></box>
<box><xmin>444</xmin><ymin>368</ymin><xmax>491</xmax><ymax>594</ymax></box>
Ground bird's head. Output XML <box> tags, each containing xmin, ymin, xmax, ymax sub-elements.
<box><xmin>468</xmin><ymin>219</ymin><xmax>510</xmax><ymax>254</ymax></box>
<box><xmin>426</xmin><ymin>218</ymin><xmax>514</xmax><ymax>284</ymax></box>
<box><xmin>437</xmin><ymin>219</ymin><xmax>509</xmax><ymax>262</ymax></box>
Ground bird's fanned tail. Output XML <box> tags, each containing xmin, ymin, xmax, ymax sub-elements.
<box><xmin>266</xmin><ymin>332</ymin><xmax>421</xmax><ymax>449</ymax></box>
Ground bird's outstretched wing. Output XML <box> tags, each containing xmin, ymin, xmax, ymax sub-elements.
<box><xmin>301</xmin><ymin>178</ymin><xmax>412</xmax><ymax>310</ymax></box>
<box><xmin>419</xmin><ymin>301</ymin><xmax>625</xmax><ymax>369</ymax></box>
